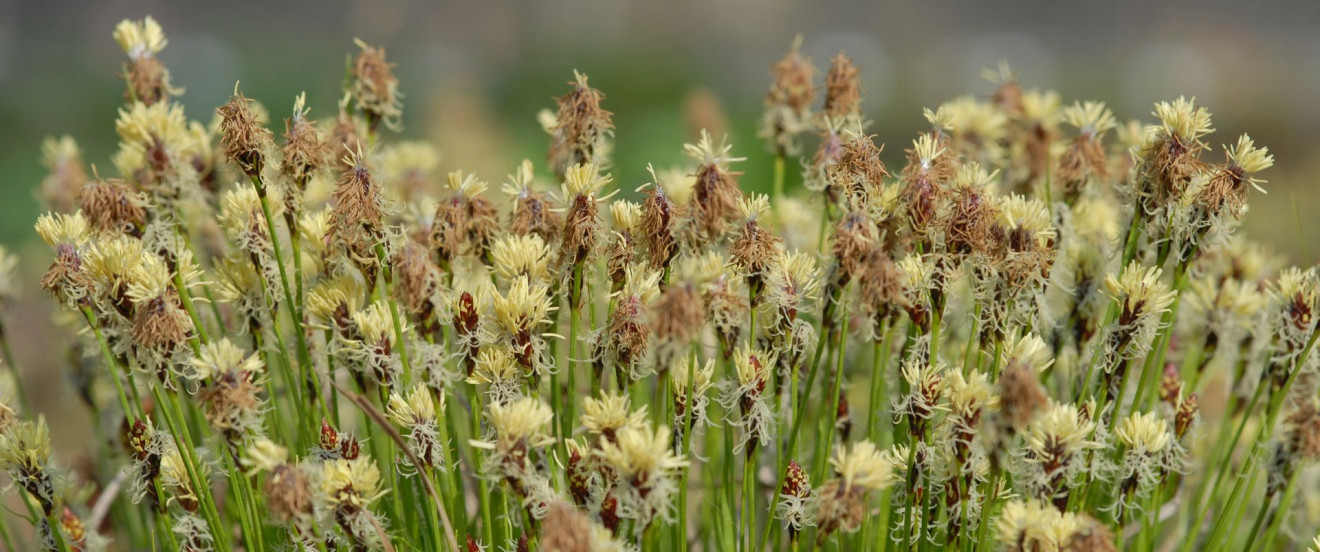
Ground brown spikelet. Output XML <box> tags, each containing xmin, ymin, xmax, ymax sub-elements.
<box><xmin>331</xmin><ymin>106</ymin><xmax>365</xmax><ymax>157</ymax></box>
<box><xmin>393</xmin><ymin>241</ymin><xmax>443</xmax><ymax>336</ymax></box>
<box><xmin>828</xmin><ymin>134</ymin><xmax>889</xmax><ymax>210</ymax></box>
<box><xmin>510</xmin><ymin>189</ymin><xmax>562</xmax><ymax>243</ymax></box>
<box><xmin>282</xmin><ymin>106</ymin><xmax>328</xmax><ymax>194</ymax></box>
<box><xmin>640</xmin><ymin>185</ymin><xmax>680</xmax><ymax>270</ymax></box>
<box><xmin>767</xmin><ymin>40</ymin><xmax>817</xmax><ymax>113</ymax></box>
<box><xmin>123</xmin><ymin>55</ymin><xmax>179</xmax><ymax>107</ymax></box>
<box><xmin>562</xmin><ymin>193</ymin><xmax>600</xmax><ymax>267</ymax></box>
<box><xmin>831</xmin><ymin>212</ymin><xmax>876</xmax><ymax>287</ymax></box>
<box><xmin>690</xmin><ymin>162</ymin><xmax>742</xmax><ymax>243</ymax></box>
<box><xmin>1175</xmin><ymin>394</ymin><xmax>1198</xmax><ymax>440</ymax></box>
<box><xmin>350</xmin><ymin>41</ymin><xmax>403</xmax><ymax>132</ymax></box>
<box><xmin>652</xmin><ymin>282</ymin><xmax>704</xmax><ymax>351</ymax></box>
<box><xmin>329</xmin><ymin>148</ymin><xmax>385</xmax><ymax>248</ymax></box>
<box><xmin>901</xmin><ymin>143</ymin><xmax>954</xmax><ymax>237</ymax></box>
<box><xmin>823</xmin><ymin>52</ymin><xmax>863</xmax><ymax>119</ymax></box>
<box><xmin>131</xmin><ymin>292</ymin><xmax>194</xmax><ymax>355</ymax></box>
<box><xmin>814</xmin><ymin>480</ymin><xmax>866</xmax><ymax>540</ymax></box>
<box><xmin>943</xmin><ymin>186</ymin><xmax>996</xmax><ymax>255</ymax></box>
<box><xmin>1065</xmin><ymin>515</ymin><xmax>1117</xmax><ymax>552</ymax></box>
<box><xmin>998</xmin><ymin>364</ymin><xmax>1047</xmax><ymax>431</ymax></box>
<box><xmin>859</xmin><ymin>248</ymin><xmax>905</xmax><ymax>325</ymax></box>
<box><xmin>549</xmin><ymin>72</ymin><xmax>614</xmax><ymax>180</ymax></box>
<box><xmin>730</xmin><ymin>216</ymin><xmax>781</xmax><ymax>303</ymax></box>
<box><xmin>80</xmin><ymin>178</ymin><xmax>147</xmax><ymax>235</ymax></box>
<box><xmin>1285</xmin><ymin>402</ymin><xmax>1320</xmax><ymax>461</ymax></box>
<box><xmin>541</xmin><ymin>502</ymin><xmax>593</xmax><ymax>552</ymax></box>
<box><xmin>217</xmin><ymin>88</ymin><xmax>273</xmax><ymax>178</ymax></box>
<box><xmin>1057</xmin><ymin>133</ymin><xmax>1109</xmax><ymax>203</ymax></box>
<box><xmin>41</xmin><ymin>145</ymin><xmax>89</xmax><ymax>214</ymax></box>
<box><xmin>197</xmin><ymin>369</ymin><xmax>261</xmax><ymax>437</ymax></box>
<box><xmin>266</xmin><ymin>464</ymin><xmax>314</xmax><ymax>528</ymax></box>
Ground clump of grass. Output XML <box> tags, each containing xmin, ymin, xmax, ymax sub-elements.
<box><xmin>1</xmin><ymin>16</ymin><xmax>1318</xmax><ymax>552</ymax></box>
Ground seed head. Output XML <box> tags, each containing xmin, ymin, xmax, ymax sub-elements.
<box><xmin>350</xmin><ymin>39</ymin><xmax>404</xmax><ymax>131</ymax></box>
<box><xmin>547</xmin><ymin>71</ymin><xmax>614</xmax><ymax>180</ymax></box>
<box><xmin>218</xmin><ymin>86</ymin><xmax>274</xmax><ymax>178</ymax></box>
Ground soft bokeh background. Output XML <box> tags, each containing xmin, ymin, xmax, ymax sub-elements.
<box><xmin>1</xmin><ymin>0</ymin><xmax>1319</xmax><ymax>440</ymax></box>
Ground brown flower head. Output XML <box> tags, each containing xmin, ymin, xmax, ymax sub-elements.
<box><xmin>79</xmin><ymin>176</ymin><xmax>147</xmax><ymax>236</ymax></box>
<box><xmin>823</xmin><ymin>52</ymin><xmax>863</xmax><ymax>120</ymax></box>
<box><xmin>329</xmin><ymin>146</ymin><xmax>387</xmax><ymax>260</ymax></box>
<box><xmin>761</xmin><ymin>36</ymin><xmax>817</xmax><ymax>156</ymax></box>
<box><xmin>827</xmin><ymin>131</ymin><xmax>889</xmax><ymax>212</ymax></box>
<box><xmin>431</xmin><ymin>171</ymin><xmax>498</xmax><ymax>266</ymax></box>
<box><xmin>39</xmin><ymin>136</ymin><xmax>89</xmax><ymax>214</ymax></box>
<box><xmin>729</xmin><ymin>194</ymin><xmax>781</xmax><ymax>303</ymax></box>
<box><xmin>684</xmin><ymin>130</ymin><xmax>745</xmax><ymax>245</ymax></box>
<box><xmin>504</xmin><ymin>160</ymin><xmax>562</xmax><ymax>243</ymax></box>
<box><xmin>639</xmin><ymin>165</ymin><xmax>683</xmax><ymax>271</ymax></box>
<box><xmin>217</xmin><ymin>85</ymin><xmax>274</xmax><ymax>178</ymax></box>
<box><xmin>393</xmin><ymin>240</ymin><xmax>444</xmax><ymax>336</ymax></box>
<box><xmin>541</xmin><ymin>502</ymin><xmax>593</xmax><ymax>552</ymax></box>
<box><xmin>266</xmin><ymin>463</ymin><xmax>313</xmax><ymax>528</ymax></box>
<box><xmin>281</xmin><ymin>93</ymin><xmax>328</xmax><ymax>195</ymax></box>
<box><xmin>350</xmin><ymin>39</ymin><xmax>403</xmax><ymax>131</ymax></box>
<box><xmin>548</xmin><ymin>71</ymin><xmax>614</xmax><ymax>180</ymax></box>
<box><xmin>900</xmin><ymin>133</ymin><xmax>954</xmax><ymax>239</ymax></box>
<box><xmin>998</xmin><ymin>364</ymin><xmax>1047</xmax><ymax>431</ymax></box>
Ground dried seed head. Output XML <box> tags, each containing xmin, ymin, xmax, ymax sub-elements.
<box><xmin>983</xmin><ymin>62</ymin><xmax>1022</xmax><ymax>114</ymax></box>
<box><xmin>218</xmin><ymin>86</ymin><xmax>274</xmax><ymax>178</ymax></box>
<box><xmin>812</xmin><ymin>480</ymin><xmax>866</xmax><ymax>538</ymax></box>
<box><xmin>547</xmin><ymin>71</ymin><xmax>614</xmax><ymax>180</ymax></box>
<box><xmin>1064</xmin><ymin>514</ymin><xmax>1117</xmax><ymax>552</ymax></box>
<box><xmin>541</xmin><ymin>502</ymin><xmax>593</xmax><ymax>552</ymax></box>
<box><xmin>504</xmin><ymin>160</ymin><xmax>563</xmax><ymax>242</ymax></box>
<box><xmin>281</xmin><ymin>92</ymin><xmax>329</xmax><ymax>192</ymax></box>
<box><xmin>760</xmin><ymin>36</ymin><xmax>817</xmax><ymax>156</ymax></box>
<box><xmin>827</xmin><ymin>132</ymin><xmax>889</xmax><ymax>212</ymax></box>
<box><xmin>684</xmin><ymin>130</ymin><xmax>745</xmax><ymax>243</ymax></box>
<box><xmin>330</xmin><ymin>146</ymin><xmax>388</xmax><ymax>256</ymax></box>
<box><xmin>265</xmin><ymin>463</ymin><xmax>313</xmax><ymax>528</ymax></box>
<box><xmin>1284</xmin><ymin>401</ymin><xmax>1320</xmax><ymax>462</ymax></box>
<box><xmin>639</xmin><ymin>165</ymin><xmax>682</xmax><ymax>270</ymax></box>
<box><xmin>998</xmin><ymin>364</ymin><xmax>1047</xmax><ymax>431</ymax></box>
<box><xmin>350</xmin><ymin>39</ymin><xmax>404</xmax><ymax>131</ymax></box>
<box><xmin>79</xmin><ymin>177</ymin><xmax>147</xmax><ymax>235</ymax></box>
<box><xmin>560</xmin><ymin>163</ymin><xmax>612</xmax><ymax>264</ymax></box>
<box><xmin>900</xmin><ymin>134</ymin><xmax>953</xmax><ymax>237</ymax></box>
<box><xmin>823</xmin><ymin>52</ymin><xmax>863</xmax><ymax>120</ymax></box>
<box><xmin>39</xmin><ymin>136</ymin><xmax>89</xmax><ymax>213</ymax></box>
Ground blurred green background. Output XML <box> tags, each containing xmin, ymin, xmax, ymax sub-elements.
<box><xmin>2</xmin><ymin>0</ymin><xmax>1320</xmax><ymax>414</ymax></box>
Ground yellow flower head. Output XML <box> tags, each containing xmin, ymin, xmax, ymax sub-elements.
<box><xmin>1115</xmin><ymin>412</ymin><xmax>1170</xmax><ymax>454</ymax></box>
<box><xmin>387</xmin><ymin>384</ymin><xmax>441</xmax><ymax>427</ymax></box>
<box><xmin>113</xmin><ymin>16</ymin><xmax>168</xmax><ymax>58</ymax></box>
<box><xmin>596</xmin><ymin>423</ymin><xmax>687</xmax><ymax>481</ymax></box>
<box><xmin>491</xmin><ymin>234</ymin><xmax>552</xmax><ymax>282</ymax></box>
<box><xmin>831</xmin><ymin>440</ymin><xmax>898</xmax><ymax>492</ymax></box>
<box><xmin>187</xmin><ymin>338</ymin><xmax>263</xmax><ymax>381</ymax></box>
<box><xmin>320</xmin><ymin>457</ymin><xmax>384</xmax><ymax>510</ymax></box>
<box><xmin>581</xmin><ymin>391</ymin><xmax>648</xmax><ymax>438</ymax></box>
<box><xmin>1151</xmin><ymin>96</ymin><xmax>1213</xmax><ymax>144</ymax></box>
<box><xmin>483</xmin><ymin>397</ymin><xmax>556</xmax><ymax>451</ymax></box>
<box><xmin>35</xmin><ymin>211</ymin><xmax>90</xmax><ymax>247</ymax></box>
